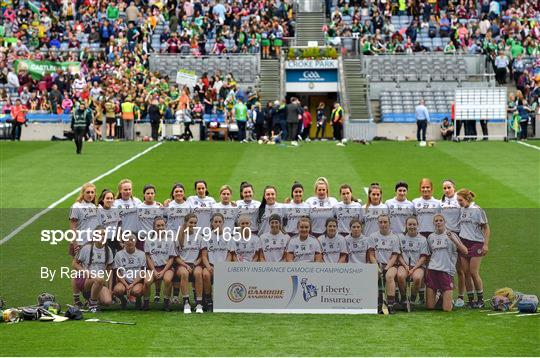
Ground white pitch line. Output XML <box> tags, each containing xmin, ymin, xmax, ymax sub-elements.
<box><xmin>487</xmin><ymin>311</ymin><xmax>519</xmax><ymax>316</ymax></box>
<box><xmin>517</xmin><ymin>313</ymin><xmax>540</xmax><ymax>317</ymax></box>
<box><xmin>516</xmin><ymin>141</ymin><xmax>540</xmax><ymax>151</ymax></box>
<box><xmin>0</xmin><ymin>142</ymin><xmax>163</xmax><ymax>245</ymax></box>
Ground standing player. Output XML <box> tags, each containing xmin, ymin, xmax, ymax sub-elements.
<box><xmin>334</xmin><ymin>184</ymin><xmax>363</xmax><ymax>237</ymax></box>
<box><xmin>113</xmin><ymin>179</ymin><xmax>142</xmax><ymax>239</ymax></box>
<box><xmin>164</xmin><ymin>183</ymin><xmax>191</xmax><ymax>235</ymax></box>
<box><xmin>212</xmin><ymin>185</ymin><xmax>239</xmax><ymax>230</ymax></box>
<box><xmin>257</xmin><ymin>185</ymin><xmax>284</xmax><ymax>235</ymax></box>
<box><xmin>97</xmin><ymin>189</ymin><xmax>121</xmax><ymax>255</ymax></box>
<box><xmin>112</xmin><ymin>234</ymin><xmax>146</xmax><ymax>308</ymax></box>
<box><xmin>397</xmin><ymin>216</ymin><xmax>429</xmax><ymax>309</ymax></box>
<box><xmin>260</xmin><ymin>214</ymin><xmax>290</xmax><ymax>262</ymax></box>
<box><xmin>142</xmin><ymin>217</ymin><xmax>176</xmax><ymax>311</ymax></box>
<box><xmin>345</xmin><ymin>219</ymin><xmax>376</xmax><ymax>264</ymax></box>
<box><xmin>283</xmin><ymin>182</ymin><xmax>310</xmax><ymax>236</ymax></box>
<box><xmin>187</xmin><ymin>180</ymin><xmax>216</xmax><ymax>229</ymax></box>
<box><xmin>236</xmin><ymin>182</ymin><xmax>261</xmax><ymax>234</ymax></box>
<box><xmin>69</xmin><ymin>183</ymin><xmax>99</xmax><ymax>256</ymax></box>
<box><xmin>412</xmin><ymin>178</ymin><xmax>441</xmax><ymax>237</ymax></box>
<box><xmin>385</xmin><ymin>181</ymin><xmax>414</xmax><ymax>235</ymax></box>
<box><xmin>426</xmin><ymin>214</ymin><xmax>468</xmax><ymax>311</ymax></box>
<box><xmin>230</xmin><ymin>215</ymin><xmax>262</xmax><ymax>262</ymax></box>
<box><xmin>319</xmin><ymin>218</ymin><xmax>348</xmax><ymax>263</ymax></box>
<box><xmin>363</xmin><ymin>183</ymin><xmax>388</xmax><ymax>236</ymax></box>
<box><xmin>137</xmin><ymin>184</ymin><xmax>163</xmax><ymax>246</ymax></box>
<box><xmin>457</xmin><ymin>189</ymin><xmax>490</xmax><ymax>308</ymax></box>
<box><xmin>371</xmin><ymin>214</ymin><xmax>400</xmax><ymax>313</ymax></box>
<box><xmin>285</xmin><ymin>217</ymin><xmax>323</xmax><ymax>262</ymax></box>
<box><xmin>306</xmin><ymin>177</ymin><xmax>338</xmax><ymax>237</ymax></box>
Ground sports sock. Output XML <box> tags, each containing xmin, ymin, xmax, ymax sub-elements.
<box><xmin>183</xmin><ymin>296</ymin><xmax>190</xmax><ymax>304</ymax></box>
<box><xmin>73</xmin><ymin>294</ymin><xmax>81</xmax><ymax>303</ymax></box>
<box><xmin>411</xmin><ymin>294</ymin><xmax>417</xmax><ymax>302</ymax></box>
<box><xmin>388</xmin><ymin>296</ymin><xmax>396</xmax><ymax>305</ymax></box>
<box><xmin>173</xmin><ymin>288</ymin><xmax>180</xmax><ymax>297</ymax></box>
<box><xmin>196</xmin><ymin>297</ymin><xmax>203</xmax><ymax>304</ymax></box>
<box><xmin>467</xmin><ymin>291</ymin><xmax>475</xmax><ymax>302</ymax></box>
<box><xmin>419</xmin><ymin>288</ymin><xmax>425</xmax><ymax>301</ymax></box>
<box><xmin>476</xmin><ymin>291</ymin><xmax>484</xmax><ymax>302</ymax></box>
<box><xmin>458</xmin><ymin>294</ymin><xmax>464</xmax><ymax>300</ymax></box>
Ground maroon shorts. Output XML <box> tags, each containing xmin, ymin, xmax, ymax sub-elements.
<box><xmin>425</xmin><ymin>269</ymin><xmax>454</xmax><ymax>292</ymax></box>
<box><xmin>75</xmin><ymin>277</ymin><xmax>91</xmax><ymax>299</ymax></box>
<box><xmin>460</xmin><ymin>238</ymin><xmax>484</xmax><ymax>258</ymax></box>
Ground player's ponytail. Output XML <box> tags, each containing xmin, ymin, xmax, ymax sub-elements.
<box><xmin>456</xmin><ymin>188</ymin><xmax>476</xmax><ymax>203</ymax></box>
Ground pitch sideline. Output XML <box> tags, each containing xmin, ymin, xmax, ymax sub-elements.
<box><xmin>516</xmin><ymin>141</ymin><xmax>540</xmax><ymax>151</ymax></box>
<box><xmin>0</xmin><ymin>142</ymin><xmax>163</xmax><ymax>245</ymax></box>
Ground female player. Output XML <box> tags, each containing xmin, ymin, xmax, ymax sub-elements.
<box><xmin>164</xmin><ymin>183</ymin><xmax>191</xmax><ymax>234</ymax></box>
<box><xmin>200</xmin><ymin>213</ymin><xmax>235</xmax><ymax>312</ymax></box>
<box><xmin>363</xmin><ymin>183</ymin><xmax>388</xmax><ymax>236</ymax></box>
<box><xmin>72</xmin><ymin>226</ymin><xmax>113</xmax><ymax>312</ymax></box>
<box><xmin>69</xmin><ymin>183</ymin><xmax>99</xmax><ymax>256</ymax></box>
<box><xmin>142</xmin><ymin>217</ymin><xmax>177</xmax><ymax>311</ymax></box>
<box><xmin>260</xmin><ymin>214</ymin><xmax>290</xmax><ymax>262</ymax></box>
<box><xmin>385</xmin><ymin>181</ymin><xmax>414</xmax><ymax>235</ymax></box>
<box><xmin>187</xmin><ymin>180</ymin><xmax>216</xmax><ymax>229</ymax></box>
<box><xmin>257</xmin><ymin>185</ymin><xmax>284</xmax><ymax>235</ymax></box>
<box><xmin>285</xmin><ymin>217</ymin><xmax>323</xmax><ymax>262</ymax></box>
<box><xmin>283</xmin><ymin>182</ymin><xmax>310</xmax><ymax>236</ymax></box>
<box><xmin>457</xmin><ymin>189</ymin><xmax>490</xmax><ymax>308</ymax></box>
<box><xmin>370</xmin><ymin>214</ymin><xmax>400</xmax><ymax>313</ymax></box>
<box><xmin>112</xmin><ymin>234</ymin><xmax>146</xmax><ymax>308</ymax></box>
<box><xmin>426</xmin><ymin>214</ymin><xmax>468</xmax><ymax>311</ymax></box>
<box><xmin>175</xmin><ymin>213</ymin><xmax>204</xmax><ymax>314</ymax></box>
<box><xmin>113</xmin><ymin>179</ymin><xmax>142</xmax><ymax>237</ymax></box>
<box><xmin>334</xmin><ymin>184</ymin><xmax>363</xmax><ymax>237</ymax></box>
<box><xmin>397</xmin><ymin>216</ymin><xmax>429</xmax><ymax>309</ymax></box>
<box><xmin>212</xmin><ymin>185</ymin><xmax>239</xmax><ymax>230</ymax></box>
<box><xmin>412</xmin><ymin>178</ymin><xmax>441</xmax><ymax>237</ymax></box>
<box><xmin>236</xmin><ymin>182</ymin><xmax>261</xmax><ymax>234</ymax></box>
<box><xmin>97</xmin><ymin>189</ymin><xmax>121</xmax><ymax>254</ymax></box>
<box><xmin>230</xmin><ymin>215</ymin><xmax>262</xmax><ymax>262</ymax></box>
<box><xmin>137</xmin><ymin>184</ymin><xmax>163</xmax><ymax>250</ymax></box>
<box><xmin>319</xmin><ymin>218</ymin><xmax>347</xmax><ymax>263</ymax></box>
<box><xmin>440</xmin><ymin>179</ymin><xmax>466</xmax><ymax>307</ymax></box>
<box><xmin>306</xmin><ymin>177</ymin><xmax>338</xmax><ymax>237</ymax></box>
<box><xmin>345</xmin><ymin>219</ymin><xmax>376</xmax><ymax>264</ymax></box>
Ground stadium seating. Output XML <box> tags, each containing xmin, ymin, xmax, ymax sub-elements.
<box><xmin>379</xmin><ymin>90</ymin><xmax>453</xmax><ymax>123</ymax></box>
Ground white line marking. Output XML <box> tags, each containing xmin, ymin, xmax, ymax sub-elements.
<box><xmin>0</xmin><ymin>142</ymin><xmax>163</xmax><ymax>245</ymax></box>
<box><xmin>517</xmin><ymin>313</ymin><xmax>540</xmax><ymax>317</ymax></box>
<box><xmin>487</xmin><ymin>311</ymin><xmax>519</xmax><ymax>316</ymax></box>
<box><xmin>516</xmin><ymin>141</ymin><xmax>540</xmax><ymax>151</ymax></box>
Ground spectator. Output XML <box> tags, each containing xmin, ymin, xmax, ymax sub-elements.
<box><xmin>494</xmin><ymin>50</ymin><xmax>509</xmax><ymax>85</ymax></box>
<box><xmin>440</xmin><ymin>118</ymin><xmax>454</xmax><ymax>140</ymax></box>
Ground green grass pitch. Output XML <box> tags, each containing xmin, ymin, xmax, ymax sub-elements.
<box><xmin>0</xmin><ymin>140</ymin><xmax>539</xmax><ymax>356</ymax></box>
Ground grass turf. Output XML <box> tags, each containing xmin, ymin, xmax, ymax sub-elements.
<box><xmin>0</xmin><ymin>140</ymin><xmax>539</xmax><ymax>356</ymax></box>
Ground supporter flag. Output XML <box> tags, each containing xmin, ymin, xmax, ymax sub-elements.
<box><xmin>510</xmin><ymin>113</ymin><xmax>521</xmax><ymax>135</ymax></box>
<box><xmin>27</xmin><ymin>0</ymin><xmax>41</xmax><ymax>14</ymax></box>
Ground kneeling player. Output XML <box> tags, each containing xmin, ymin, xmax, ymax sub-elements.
<box><xmin>112</xmin><ymin>234</ymin><xmax>146</xmax><ymax>308</ymax></box>
<box><xmin>285</xmin><ymin>217</ymin><xmax>323</xmax><ymax>262</ymax></box>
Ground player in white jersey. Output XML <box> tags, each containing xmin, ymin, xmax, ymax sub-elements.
<box><xmin>200</xmin><ymin>213</ymin><xmax>235</xmax><ymax>312</ymax></box>
<box><xmin>334</xmin><ymin>184</ymin><xmax>363</xmax><ymax>236</ymax></box>
<box><xmin>412</xmin><ymin>178</ymin><xmax>441</xmax><ymax>237</ymax></box>
<box><xmin>257</xmin><ymin>185</ymin><xmax>283</xmax><ymax>235</ymax></box>
<box><xmin>345</xmin><ymin>219</ymin><xmax>376</xmax><ymax>264</ymax></box>
<box><xmin>113</xmin><ymin>178</ymin><xmax>142</xmax><ymax>240</ymax></box>
<box><xmin>440</xmin><ymin>179</ymin><xmax>465</xmax><ymax>307</ymax></box>
<box><xmin>69</xmin><ymin>183</ymin><xmax>99</xmax><ymax>255</ymax></box>
<box><xmin>137</xmin><ymin>184</ymin><xmax>163</xmax><ymax>255</ymax></box>
<box><xmin>385</xmin><ymin>181</ymin><xmax>414</xmax><ymax>234</ymax></box>
<box><xmin>175</xmin><ymin>213</ymin><xmax>204</xmax><ymax>313</ymax></box>
<box><xmin>112</xmin><ymin>234</ymin><xmax>146</xmax><ymax>308</ymax></box>
<box><xmin>212</xmin><ymin>185</ymin><xmax>239</xmax><ymax>230</ymax></box>
<box><xmin>72</xmin><ymin>226</ymin><xmax>113</xmax><ymax>312</ymax></box>
<box><xmin>229</xmin><ymin>215</ymin><xmax>262</xmax><ymax>262</ymax></box>
<box><xmin>457</xmin><ymin>189</ymin><xmax>490</xmax><ymax>309</ymax></box>
<box><xmin>164</xmin><ymin>183</ymin><xmax>191</xmax><ymax>234</ymax></box>
<box><xmin>286</xmin><ymin>217</ymin><xmax>323</xmax><ymax>262</ymax></box>
<box><xmin>396</xmin><ymin>216</ymin><xmax>429</xmax><ymax>308</ymax></box>
<box><xmin>187</xmin><ymin>180</ymin><xmax>216</xmax><ymax>229</ymax></box>
<box><xmin>260</xmin><ymin>214</ymin><xmax>290</xmax><ymax>262</ymax></box>
<box><xmin>426</xmin><ymin>214</ymin><xmax>468</xmax><ymax>311</ymax></box>
<box><xmin>236</xmin><ymin>182</ymin><xmax>261</xmax><ymax>234</ymax></box>
<box><xmin>97</xmin><ymin>189</ymin><xmax>122</xmax><ymax>254</ymax></box>
<box><xmin>142</xmin><ymin>217</ymin><xmax>176</xmax><ymax>311</ymax></box>
<box><xmin>362</xmin><ymin>183</ymin><xmax>388</xmax><ymax>236</ymax></box>
<box><xmin>319</xmin><ymin>218</ymin><xmax>347</xmax><ymax>263</ymax></box>
<box><xmin>283</xmin><ymin>182</ymin><xmax>310</xmax><ymax>236</ymax></box>
<box><xmin>306</xmin><ymin>177</ymin><xmax>338</xmax><ymax>237</ymax></box>
<box><xmin>370</xmin><ymin>214</ymin><xmax>400</xmax><ymax>313</ymax></box>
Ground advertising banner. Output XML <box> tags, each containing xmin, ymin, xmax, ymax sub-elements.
<box><xmin>285</xmin><ymin>60</ymin><xmax>339</xmax><ymax>69</ymax></box>
<box><xmin>176</xmin><ymin>69</ymin><xmax>198</xmax><ymax>87</ymax></box>
<box><xmin>214</xmin><ymin>262</ymin><xmax>377</xmax><ymax>314</ymax></box>
<box><xmin>285</xmin><ymin>69</ymin><xmax>338</xmax><ymax>83</ymax></box>
<box><xmin>13</xmin><ymin>60</ymin><xmax>81</xmax><ymax>80</ymax></box>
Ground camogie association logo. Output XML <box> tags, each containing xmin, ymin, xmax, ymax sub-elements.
<box><xmin>300</xmin><ymin>278</ymin><xmax>318</xmax><ymax>302</ymax></box>
<box><xmin>227</xmin><ymin>283</ymin><xmax>247</xmax><ymax>303</ymax></box>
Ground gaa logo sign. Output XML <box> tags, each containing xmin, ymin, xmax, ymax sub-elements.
<box><xmin>227</xmin><ymin>283</ymin><xmax>247</xmax><ymax>303</ymax></box>
<box><xmin>302</xmin><ymin>71</ymin><xmax>321</xmax><ymax>80</ymax></box>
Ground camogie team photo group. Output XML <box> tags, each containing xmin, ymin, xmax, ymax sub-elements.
<box><xmin>67</xmin><ymin>177</ymin><xmax>490</xmax><ymax>314</ymax></box>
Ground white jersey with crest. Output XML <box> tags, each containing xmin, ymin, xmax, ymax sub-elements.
<box><xmin>385</xmin><ymin>198</ymin><xmax>414</xmax><ymax>234</ymax></box>
<box><xmin>399</xmin><ymin>233</ymin><xmax>429</xmax><ymax>267</ymax></box>
<box><xmin>427</xmin><ymin>231</ymin><xmax>458</xmax><ymax>276</ymax></box>
<box><xmin>345</xmin><ymin>235</ymin><xmax>375</xmax><ymax>264</ymax></box>
<box><xmin>458</xmin><ymin>203</ymin><xmax>488</xmax><ymax>242</ymax></box>
<box><xmin>176</xmin><ymin>230</ymin><xmax>203</xmax><ymax>264</ymax></box>
<box><xmin>236</xmin><ymin>199</ymin><xmax>261</xmax><ymax>232</ymax></box>
<box><xmin>306</xmin><ymin>196</ymin><xmax>338</xmax><ymax>235</ymax></box>
<box><xmin>70</xmin><ymin>201</ymin><xmax>99</xmax><ymax>244</ymax></box>
<box><xmin>212</xmin><ymin>202</ymin><xmax>239</xmax><ymax>230</ymax></box>
<box><xmin>319</xmin><ymin>234</ymin><xmax>347</xmax><ymax>263</ymax></box>
<box><xmin>165</xmin><ymin>200</ymin><xmax>191</xmax><ymax>233</ymax></box>
<box><xmin>333</xmin><ymin>201</ymin><xmax>364</xmax><ymax>234</ymax></box>
<box><xmin>113</xmin><ymin>248</ymin><xmax>146</xmax><ymax>283</ymax></box>
<box><xmin>187</xmin><ymin>195</ymin><xmax>216</xmax><ymax>229</ymax></box>
<box><xmin>412</xmin><ymin>197</ymin><xmax>441</xmax><ymax>233</ymax></box>
<box><xmin>286</xmin><ymin>235</ymin><xmax>322</xmax><ymax>262</ymax></box>
<box><xmin>257</xmin><ymin>203</ymin><xmax>284</xmax><ymax>235</ymax></box>
<box><xmin>283</xmin><ymin>202</ymin><xmax>311</xmax><ymax>235</ymax></box>
<box><xmin>362</xmin><ymin>203</ymin><xmax>388</xmax><ymax>237</ymax></box>
<box><xmin>113</xmin><ymin>197</ymin><xmax>142</xmax><ymax>234</ymax></box>
<box><xmin>230</xmin><ymin>235</ymin><xmax>262</xmax><ymax>262</ymax></box>
<box><xmin>77</xmin><ymin>244</ymin><xmax>113</xmax><ymax>274</ymax></box>
<box><xmin>137</xmin><ymin>202</ymin><xmax>163</xmax><ymax>238</ymax></box>
<box><xmin>260</xmin><ymin>231</ymin><xmax>289</xmax><ymax>262</ymax></box>
<box><xmin>201</xmin><ymin>233</ymin><xmax>235</xmax><ymax>265</ymax></box>
<box><xmin>98</xmin><ymin>206</ymin><xmax>121</xmax><ymax>240</ymax></box>
<box><xmin>144</xmin><ymin>238</ymin><xmax>176</xmax><ymax>267</ymax></box>
<box><xmin>440</xmin><ymin>194</ymin><xmax>461</xmax><ymax>232</ymax></box>
<box><xmin>370</xmin><ymin>231</ymin><xmax>400</xmax><ymax>264</ymax></box>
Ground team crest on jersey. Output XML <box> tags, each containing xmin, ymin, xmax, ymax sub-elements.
<box><xmin>300</xmin><ymin>278</ymin><xmax>318</xmax><ymax>302</ymax></box>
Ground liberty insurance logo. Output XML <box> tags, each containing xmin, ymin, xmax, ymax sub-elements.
<box><xmin>227</xmin><ymin>283</ymin><xmax>247</xmax><ymax>303</ymax></box>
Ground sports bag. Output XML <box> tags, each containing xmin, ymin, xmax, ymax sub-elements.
<box><xmin>517</xmin><ymin>295</ymin><xmax>538</xmax><ymax>313</ymax></box>
<box><xmin>490</xmin><ymin>295</ymin><xmax>511</xmax><ymax>311</ymax></box>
